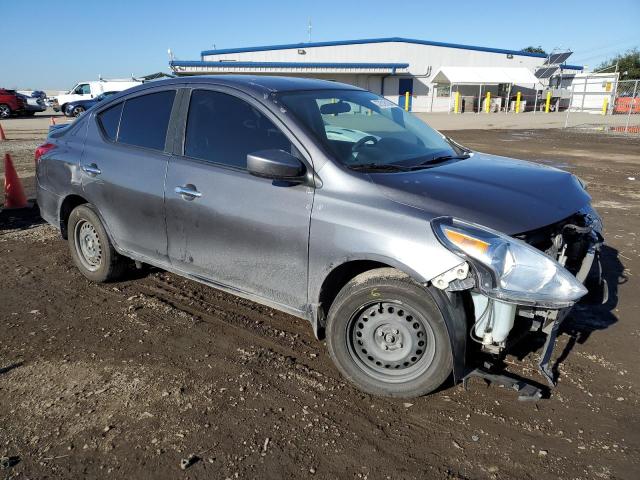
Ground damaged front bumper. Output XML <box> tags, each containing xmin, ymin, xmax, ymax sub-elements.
<box><xmin>436</xmin><ymin>209</ymin><xmax>605</xmax><ymax>399</ymax></box>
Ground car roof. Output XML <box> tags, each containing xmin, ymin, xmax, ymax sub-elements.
<box><xmin>122</xmin><ymin>75</ymin><xmax>363</xmax><ymax>97</ymax></box>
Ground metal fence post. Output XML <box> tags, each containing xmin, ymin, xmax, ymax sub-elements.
<box><xmin>564</xmin><ymin>84</ymin><xmax>574</xmax><ymax>129</ymax></box>
<box><xmin>625</xmin><ymin>80</ymin><xmax>638</xmax><ymax>134</ymax></box>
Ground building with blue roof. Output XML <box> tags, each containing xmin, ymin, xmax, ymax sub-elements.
<box><xmin>171</xmin><ymin>37</ymin><xmax>582</xmax><ymax>112</ymax></box>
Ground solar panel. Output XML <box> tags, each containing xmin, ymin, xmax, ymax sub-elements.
<box><xmin>544</xmin><ymin>52</ymin><xmax>573</xmax><ymax>65</ymax></box>
<box><xmin>535</xmin><ymin>66</ymin><xmax>559</xmax><ymax>79</ymax></box>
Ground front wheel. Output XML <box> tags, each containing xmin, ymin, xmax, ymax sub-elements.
<box><xmin>326</xmin><ymin>268</ymin><xmax>453</xmax><ymax>398</ymax></box>
<box><xmin>71</xmin><ymin>106</ymin><xmax>85</xmax><ymax>117</ymax></box>
<box><xmin>0</xmin><ymin>104</ymin><xmax>11</xmax><ymax>118</ymax></box>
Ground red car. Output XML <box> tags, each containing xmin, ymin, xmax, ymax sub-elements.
<box><xmin>0</xmin><ymin>88</ymin><xmax>26</xmax><ymax>118</ymax></box>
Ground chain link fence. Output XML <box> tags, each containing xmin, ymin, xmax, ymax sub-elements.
<box><xmin>563</xmin><ymin>78</ymin><xmax>640</xmax><ymax>134</ymax></box>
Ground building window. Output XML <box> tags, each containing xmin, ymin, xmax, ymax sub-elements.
<box><xmin>436</xmin><ymin>85</ymin><xmax>451</xmax><ymax>97</ymax></box>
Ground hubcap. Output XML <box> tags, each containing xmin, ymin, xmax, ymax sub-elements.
<box><xmin>74</xmin><ymin>220</ymin><xmax>102</xmax><ymax>271</ymax></box>
<box><xmin>0</xmin><ymin>105</ymin><xmax>9</xmax><ymax>118</ymax></box>
<box><xmin>347</xmin><ymin>301</ymin><xmax>436</xmax><ymax>382</ymax></box>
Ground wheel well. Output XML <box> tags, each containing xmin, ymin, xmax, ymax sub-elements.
<box><xmin>59</xmin><ymin>195</ymin><xmax>88</xmax><ymax>239</ymax></box>
<box><xmin>316</xmin><ymin>260</ymin><xmax>390</xmax><ymax>337</ymax></box>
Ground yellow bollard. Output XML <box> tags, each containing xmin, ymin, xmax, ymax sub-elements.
<box><xmin>404</xmin><ymin>91</ymin><xmax>410</xmax><ymax>111</ymax></box>
<box><xmin>485</xmin><ymin>91</ymin><xmax>491</xmax><ymax>113</ymax></box>
<box><xmin>545</xmin><ymin>91</ymin><xmax>551</xmax><ymax>113</ymax></box>
<box><xmin>454</xmin><ymin>91</ymin><xmax>460</xmax><ymax>113</ymax></box>
<box><xmin>601</xmin><ymin>97</ymin><xmax>609</xmax><ymax>115</ymax></box>
<box><xmin>515</xmin><ymin>92</ymin><xmax>522</xmax><ymax>113</ymax></box>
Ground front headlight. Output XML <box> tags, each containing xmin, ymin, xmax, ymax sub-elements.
<box><xmin>432</xmin><ymin>217</ymin><xmax>587</xmax><ymax>308</ymax></box>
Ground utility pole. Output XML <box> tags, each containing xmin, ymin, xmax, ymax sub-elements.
<box><xmin>307</xmin><ymin>18</ymin><xmax>312</xmax><ymax>43</ymax></box>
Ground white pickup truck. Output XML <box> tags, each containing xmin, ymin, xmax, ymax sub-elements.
<box><xmin>53</xmin><ymin>78</ymin><xmax>142</xmax><ymax>113</ymax></box>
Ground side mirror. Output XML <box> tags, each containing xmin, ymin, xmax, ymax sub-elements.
<box><xmin>247</xmin><ymin>149</ymin><xmax>306</xmax><ymax>181</ymax></box>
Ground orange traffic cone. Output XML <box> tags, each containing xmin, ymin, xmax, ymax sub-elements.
<box><xmin>3</xmin><ymin>153</ymin><xmax>28</xmax><ymax>209</ymax></box>
<box><xmin>0</xmin><ymin>122</ymin><xmax>6</xmax><ymax>141</ymax></box>
<box><xmin>50</xmin><ymin>116</ymin><xmax>56</xmax><ymax>126</ymax></box>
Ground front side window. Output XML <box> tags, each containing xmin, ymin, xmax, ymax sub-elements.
<box><xmin>118</xmin><ymin>90</ymin><xmax>175</xmax><ymax>151</ymax></box>
<box><xmin>278</xmin><ymin>89</ymin><xmax>465</xmax><ymax>169</ymax></box>
<box><xmin>184</xmin><ymin>89</ymin><xmax>291</xmax><ymax>169</ymax></box>
<box><xmin>97</xmin><ymin>102</ymin><xmax>123</xmax><ymax>141</ymax></box>
<box><xmin>74</xmin><ymin>84</ymin><xmax>91</xmax><ymax>95</ymax></box>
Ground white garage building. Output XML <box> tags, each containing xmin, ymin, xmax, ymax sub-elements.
<box><xmin>170</xmin><ymin>37</ymin><xmax>583</xmax><ymax>112</ymax></box>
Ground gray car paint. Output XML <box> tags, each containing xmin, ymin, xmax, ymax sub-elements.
<box><xmin>37</xmin><ymin>75</ymin><xmax>592</xmax><ymax>338</ymax></box>
<box><xmin>79</xmin><ymin>86</ymin><xmax>179</xmax><ymax>262</ymax></box>
<box><xmin>368</xmin><ymin>153</ymin><xmax>592</xmax><ymax>235</ymax></box>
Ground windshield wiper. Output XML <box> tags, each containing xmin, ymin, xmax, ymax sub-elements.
<box><xmin>348</xmin><ymin>163</ymin><xmax>412</xmax><ymax>172</ymax></box>
<box><xmin>409</xmin><ymin>154</ymin><xmax>470</xmax><ymax>170</ymax></box>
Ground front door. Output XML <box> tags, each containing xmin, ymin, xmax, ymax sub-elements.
<box><xmin>165</xmin><ymin>88</ymin><xmax>314</xmax><ymax>311</ymax></box>
<box><xmin>398</xmin><ymin>78</ymin><xmax>413</xmax><ymax>111</ymax></box>
<box><xmin>81</xmin><ymin>89</ymin><xmax>177</xmax><ymax>262</ymax></box>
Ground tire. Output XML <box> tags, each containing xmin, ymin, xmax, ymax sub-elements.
<box><xmin>0</xmin><ymin>104</ymin><xmax>10</xmax><ymax>118</ymax></box>
<box><xmin>326</xmin><ymin>268</ymin><xmax>453</xmax><ymax>398</ymax></box>
<box><xmin>67</xmin><ymin>204</ymin><xmax>128</xmax><ymax>282</ymax></box>
<box><xmin>71</xmin><ymin>106</ymin><xmax>85</xmax><ymax>117</ymax></box>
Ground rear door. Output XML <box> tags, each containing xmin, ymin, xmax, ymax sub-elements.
<box><xmin>165</xmin><ymin>87</ymin><xmax>314</xmax><ymax>312</ymax></box>
<box><xmin>81</xmin><ymin>87</ymin><xmax>178</xmax><ymax>262</ymax></box>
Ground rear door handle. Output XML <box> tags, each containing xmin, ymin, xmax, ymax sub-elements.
<box><xmin>174</xmin><ymin>184</ymin><xmax>202</xmax><ymax>200</ymax></box>
<box><xmin>82</xmin><ymin>163</ymin><xmax>101</xmax><ymax>176</ymax></box>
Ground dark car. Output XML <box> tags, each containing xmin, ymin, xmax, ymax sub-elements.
<box><xmin>63</xmin><ymin>91</ymin><xmax>119</xmax><ymax>117</ymax></box>
<box><xmin>0</xmin><ymin>88</ymin><xmax>26</xmax><ymax>118</ymax></box>
<box><xmin>36</xmin><ymin>76</ymin><xmax>604</xmax><ymax>399</ymax></box>
<box><xmin>17</xmin><ymin>92</ymin><xmax>47</xmax><ymax>115</ymax></box>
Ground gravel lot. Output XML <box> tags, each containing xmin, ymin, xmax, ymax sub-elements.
<box><xmin>1</xmin><ymin>115</ymin><xmax>639</xmax><ymax>479</ymax></box>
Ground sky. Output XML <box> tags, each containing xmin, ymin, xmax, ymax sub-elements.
<box><xmin>1</xmin><ymin>0</ymin><xmax>638</xmax><ymax>90</ymax></box>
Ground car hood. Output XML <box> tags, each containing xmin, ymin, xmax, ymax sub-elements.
<box><xmin>369</xmin><ymin>152</ymin><xmax>591</xmax><ymax>235</ymax></box>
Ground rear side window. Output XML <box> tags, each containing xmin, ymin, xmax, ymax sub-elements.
<box><xmin>97</xmin><ymin>102</ymin><xmax>123</xmax><ymax>141</ymax></box>
<box><xmin>118</xmin><ymin>90</ymin><xmax>176</xmax><ymax>151</ymax></box>
<box><xmin>184</xmin><ymin>89</ymin><xmax>291</xmax><ymax>168</ymax></box>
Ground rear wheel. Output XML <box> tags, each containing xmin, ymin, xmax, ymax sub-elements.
<box><xmin>67</xmin><ymin>204</ymin><xmax>128</xmax><ymax>282</ymax></box>
<box><xmin>0</xmin><ymin>104</ymin><xmax>10</xmax><ymax>118</ymax></box>
<box><xmin>326</xmin><ymin>268</ymin><xmax>453</xmax><ymax>398</ymax></box>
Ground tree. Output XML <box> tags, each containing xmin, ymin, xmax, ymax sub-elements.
<box><xmin>521</xmin><ymin>46</ymin><xmax>547</xmax><ymax>55</ymax></box>
<box><xmin>597</xmin><ymin>49</ymin><xmax>640</xmax><ymax>80</ymax></box>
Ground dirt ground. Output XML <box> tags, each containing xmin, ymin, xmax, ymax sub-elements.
<box><xmin>1</xmin><ymin>117</ymin><xmax>639</xmax><ymax>479</ymax></box>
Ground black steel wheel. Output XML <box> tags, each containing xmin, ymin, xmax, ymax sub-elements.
<box><xmin>347</xmin><ymin>301</ymin><xmax>436</xmax><ymax>382</ymax></box>
<box><xmin>326</xmin><ymin>268</ymin><xmax>453</xmax><ymax>398</ymax></box>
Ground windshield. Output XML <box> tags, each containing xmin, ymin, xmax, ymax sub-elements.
<box><xmin>277</xmin><ymin>89</ymin><xmax>466</xmax><ymax>169</ymax></box>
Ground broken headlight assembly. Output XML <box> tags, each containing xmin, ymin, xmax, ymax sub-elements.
<box><xmin>432</xmin><ymin>217</ymin><xmax>587</xmax><ymax>309</ymax></box>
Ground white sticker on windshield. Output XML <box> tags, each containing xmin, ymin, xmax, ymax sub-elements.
<box><xmin>371</xmin><ymin>99</ymin><xmax>397</xmax><ymax>109</ymax></box>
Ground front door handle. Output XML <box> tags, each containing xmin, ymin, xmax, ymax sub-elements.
<box><xmin>174</xmin><ymin>184</ymin><xmax>202</xmax><ymax>200</ymax></box>
<box><xmin>82</xmin><ymin>163</ymin><xmax>101</xmax><ymax>176</ymax></box>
